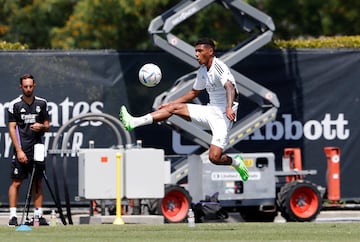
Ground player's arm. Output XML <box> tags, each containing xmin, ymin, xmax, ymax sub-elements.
<box><xmin>42</xmin><ymin>120</ymin><xmax>50</xmax><ymax>131</ymax></box>
<box><xmin>30</xmin><ymin>120</ymin><xmax>50</xmax><ymax>132</ymax></box>
<box><xmin>224</xmin><ymin>80</ymin><xmax>237</xmax><ymax>121</ymax></box>
<box><xmin>174</xmin><ymin>88</ymin><xmax>201</xmax><ymax>103</ymax></box>
<box><xmin>30</xmin><ymin>101</ymin><xmax>50</xmax><ymax>132</ymax></box>
<box><xmin>158</xmin><ymin>89</ymin><xmax>200</xmax><ymax>109</ymax></box>
<box><xmin>8</xmin><ymin>121</ymin><xmax>28</xmax><ymax>163</ymax></box>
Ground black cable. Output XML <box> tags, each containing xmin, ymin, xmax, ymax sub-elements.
<box><xmin>51</xmin><ymin>154</ymin><xmax>67</xmax><ymax>225</ymax></box>
<box><xmin>63</xmin><ymin>155</ymin><xmax>73</xmax><ymax>224</ymax></box>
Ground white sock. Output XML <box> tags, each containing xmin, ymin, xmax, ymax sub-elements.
<box><xmin>231</xmin><ymin>157</ymin><xmax>240</xmax><ymax>167</ymax></box>
<box><xmin>34</xmin><ymin>208</ymin><xmax>43</xmax><ymax>217</ymax></box>
<box><xmin>133</xmin><ymin>114</ymin><xmax>153</xmax><ymax>128</ymax></box>
<box><xmin>9</xmin><ymin>207</ymin><xmax>17</xmax><ymax>218</ymax></box>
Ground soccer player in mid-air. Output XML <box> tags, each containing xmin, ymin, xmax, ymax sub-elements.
<box><xmin>120</xmin><ymin>37</ymin><xmax>248</xmax><ymax>181</ymax></box>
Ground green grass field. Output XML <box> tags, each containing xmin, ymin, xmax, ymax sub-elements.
<box><xmin>1</xmin><ymin>222</ymin><xmax>360</xmax><ymax>242</ymax></box>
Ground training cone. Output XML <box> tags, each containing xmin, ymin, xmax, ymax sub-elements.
<box><xmin>16</xmin><ymin>224</ymin><xmax>32</xmax><ymax>231</ymax></box>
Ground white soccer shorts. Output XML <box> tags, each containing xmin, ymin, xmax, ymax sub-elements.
<box><xmin>187</xmin><ymin>103</ymin><xmax>238</xmax><ymax>149</ymax></box>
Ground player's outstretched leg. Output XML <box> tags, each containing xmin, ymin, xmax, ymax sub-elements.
<box><xmin>119</xmin><ymin>105</ymin><xmax>134</xmax><ymax>131</ymax></box>
<box><xmin>233</xmin><ymin>155</ymin><xmax>249</xmax><ymax>181</ymax></box>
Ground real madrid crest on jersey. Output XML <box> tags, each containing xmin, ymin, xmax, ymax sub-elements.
<box><xmin>36</xmin><ymin>105</ymin><xmax>41</xmax><ymax>113</ymax></box>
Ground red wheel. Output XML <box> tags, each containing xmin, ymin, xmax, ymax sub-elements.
<box><xmin>277</xmin><ymin>180</ymin><xmax>322</xmax><ymax>222</ymax></box>
<box><xmin>161</xmin><ymin>185</ymin><xmax>191</xmax><ymax>223</ymax></box>
<box><xmin>290</xmin><ymin>186</ymin><xmax>319</xmax><ymax>218</ymax></box>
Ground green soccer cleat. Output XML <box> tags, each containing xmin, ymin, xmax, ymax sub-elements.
<box><xmin>233</xmin><ymin>155</ymin><xmax>249</xmax><ymax>181</ymax></box>
<box><xmin>119</xmin><ymin>105</ymin><xmax>134</xmax><ymax>131</ymax></box>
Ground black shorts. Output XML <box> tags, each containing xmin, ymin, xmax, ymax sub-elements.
<box><xmin>10</xmin><ymin>157</ymin><xmax>45</xmax><ymax>180</ymax></box>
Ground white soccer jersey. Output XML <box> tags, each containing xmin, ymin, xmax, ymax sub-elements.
<box><xmin>193</xmin><ymin>57</ymin><xmax>238</xmax><ymax>109</ymax></box>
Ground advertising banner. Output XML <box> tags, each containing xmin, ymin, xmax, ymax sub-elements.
<box><xmin>0</xmin><ymin>49</ymin><xmax>359</xmax><ymax>206</ymax></box>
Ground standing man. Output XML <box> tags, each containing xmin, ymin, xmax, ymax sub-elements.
<box><xmin>120</xmin><ymin>37</ymin><xmax>248</xmax><ymax>181</ymax></box>
<box><xmin>7</xmin><ymin>74</ymin><xmax>50</xmax><ymax>226</ymax></box>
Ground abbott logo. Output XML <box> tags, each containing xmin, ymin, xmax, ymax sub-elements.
<box><xmin>251</xmin><ymin>113</ymin><xmax>349</xmax><ymax>141</ymax></box>
<box><xmin>172</xmin><ymin>113</ymin><xmax>350</xmax><ymax>154</ymax></box>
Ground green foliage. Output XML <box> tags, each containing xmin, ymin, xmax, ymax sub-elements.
<box><xmin>247</xmin><ymin>0</ymin><xmax>360</xmax><ymax>39</ymax></box>
<box><xmin>274</xmin><ymin>35</ymin><xmax>360</xmax><ymax>49</ymax></box>
<box><xmin>50</xmin><ymin>0</ymin><xmax>173</xmax><ymax>49</ymax></box>
<box><xmin>0</xmin><ymin>0</ymin><xmax>76</xmax><ymax>49</ymax></box>
<box><xmin>0</xmin><ymin>40</ymin><xmax>28</xmax><ymax>50</ymax></box>
<box><xmin>1</xmin><ymin>0</ymin><xmax>360</xmax><ymax>49</ymax></box>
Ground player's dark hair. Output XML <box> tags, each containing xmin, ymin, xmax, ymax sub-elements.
<box><xmin>20</xmin><ymin>74</ymin><xmax>35</xmax><ymax>85</ymax></box>
<box><xmin>195</xmin><ymin>38</ymin><xmax>215</xmax><ymax>50</ymax></box>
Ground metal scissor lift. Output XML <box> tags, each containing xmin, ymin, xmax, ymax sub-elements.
<box><xmin>148</xmin><ymin>0</ymin><xmax>279</xmax><ymax>183</ymax></box>
<box><xmin>144</xmin><ymin>0</ymin><xmax>323</xmax><ymax>223</ymax></box>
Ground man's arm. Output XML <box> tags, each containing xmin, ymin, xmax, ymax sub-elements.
<box><xmin>224</xmin><ymin>80</ymin><xmax>237</xmax><ymax>121</ymax></box>
<box><xmin>8</xmin><ymin>121</ymin><xmax>28</xmax><ymax>163</ymax></box>
<box><xmin>173</xmin><ymin>88</ymin><xmax>201</xmax><ymax>103</ymax></box>
<box><xmin>158</xmin><ymin>88</ymin><xmax>201</xmax><ymax>109</ymax></box>
<box><xmin>30</xmin><ymin>120</ymin><xmax>50</xmax><ymax>132</ymax></box>
<box><xmin>43</xmin><ymin>120</ymin><xmax>50</xmax><ymax>131</ymax></box>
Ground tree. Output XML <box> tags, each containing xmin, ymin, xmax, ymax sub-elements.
<box><xmin>1</xmin><ymin>0</ymin><xmax>360</xmax><ymax>49</ymax></box>
<box><xmin>50</xmin><ymin>0</ymin><xmax>173</xmax><ymax>50</ymax></box>
<box><xmin>248</xmin><ymin>0</ymin><xmax>360</xmax><ymax>39</ymax></box>
<box><xmin>0</xmin><ymin>0</ymin><xmax>76</xmax><ymax>49</ymax></box>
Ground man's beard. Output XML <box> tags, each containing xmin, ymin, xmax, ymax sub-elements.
<box><xmin>23</xmin><ymin>91</ymin><xmax>32</xmax><ymax>97</ymax></box>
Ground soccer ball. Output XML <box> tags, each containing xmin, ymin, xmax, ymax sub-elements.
<box><xmin>138</xmin><ymin>63</ymin><xmax>162</xmax><ymax>87</ymax></box>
